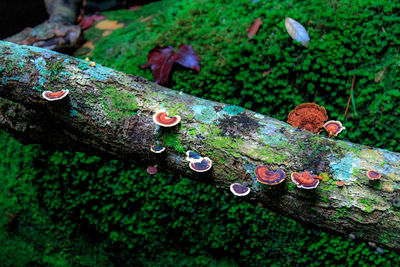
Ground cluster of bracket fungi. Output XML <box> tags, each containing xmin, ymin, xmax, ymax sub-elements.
<box><xmin>40</xmin><ymin>87</ymin><xmax>382</xmax><ymax>198</ymax></box>
<box><xmin>287</xmin><ymin>103</ymin><xmax>345</xmax><ymax>138</ymax></box>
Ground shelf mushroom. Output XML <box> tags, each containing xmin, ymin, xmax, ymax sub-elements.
<box><xmin>323</xmin><ymin>120</ymin><xmax>346</xmax><ymax>138</ymax></box>
<box><xmin>189</xmin><ymin>157</ymin><xmax>212</xmax><ymax>172</ymax></box>
<box><xmin>291</xmin><ymin>171</ymin><xmax>320</xmax><ymax>189</ymax></box>
<box><xmin>147</xmin><ymin>166</ymin><xmax>158</xmax><ymax>175</ymax></box>
<box><xmin>367</xmin><ymin>170</ymin><xmax>381</xmax><ymax>180</ymax></box>
<box><xmin>287</xmin><ymin>103</ymin><xmax>328</xmax><ymax>133</ymax></box>
<box><xmin>254</xmin><ymin>166</ymin><xmax>286</xmax><ymax>185</ymax></box>
<box><xmin>230</xmin><ymin>183</ymin><xmax>250</xmax><ymax>196</ymax></box>
<box><xmin>150</xmin><ymin>145</ymin><xmax>165</xmax><ymax>153</ymax></box>
<box><xmin>42</xmin><ymin>89</ymin><xmax>69</xmax><ymax>101</ymax></box>
<box><xmin>153</xmin><ymin>110</ymin><xmax>181</xmax><ymax>127</ymax></box>
<box><xmin>185</xmin><ymin>150</ymin><xmax>202</xmax><ymax>163</ymax></box>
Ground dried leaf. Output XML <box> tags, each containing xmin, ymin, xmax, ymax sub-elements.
<box><xmin>285</xmin><ymin>17</ymin><xmax>310</xmax><ymax>48</ymax></box>
<box><xmin>79</xmin><ymin>14</ymin><xmax>106</xmax><ymax>30</ymax></box>
<box><xmin>247</xmin><ymin>17</ymin><xmax>262</xmax><ymax>39</ymax></box>
<box><xmin>95</xmin><ymin>20</ymin><xmax>124</xmax><ymax>30</ymax></box>
<box><xmin>374</xmin><ymin>66</ymin><xmax>387</xmax><ymax>83</ymax></box>
<box><xmin>141</xmin><ymin>45</ymin><xmax>201</xmax><ymax>86</ymax></box>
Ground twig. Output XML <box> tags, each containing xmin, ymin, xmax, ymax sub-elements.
<box><xmin>344</xmin><ymin>74</ymin><xmax>356</xmax><ymax>119</ymax></box>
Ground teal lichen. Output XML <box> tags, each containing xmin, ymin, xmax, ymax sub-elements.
<box><xmin>84</xmin><ymin>65</ymin><xmax>111</xmax><ymax>80</ymax></box>
<box><xmin>221</xmin><ymin>105</ymin><xmax>244</xmax><ymax>116</ymax></box>
<box><xmin>78</xmin><ymin>63</ymin><xmax>89</xmax><ymax>70</ymax></box>
<box><xmin>330</xmin><ymin>152</ymin><xmax>359</xmax><ymax>181</ymax></box>
<box><xmin>102</xmin><ymin>86</ymin><xmax>138</xmax><ymax>120</ymax></box>
<box><xmin>192</xmin><ymin>105</ymin><xmax>218</xmax><ymax>124</ymax></box>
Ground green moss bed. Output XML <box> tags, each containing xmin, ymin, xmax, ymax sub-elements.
<box><xmin>1</xmin><ymin>0</ymin><xmax>400</xmax><ymax>265</ymax></box>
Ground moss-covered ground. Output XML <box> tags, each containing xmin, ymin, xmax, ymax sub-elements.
<box><xmin>1</xmin><ymin>0</ymin><xmax>400</xmax><ymax>265</ymax></box>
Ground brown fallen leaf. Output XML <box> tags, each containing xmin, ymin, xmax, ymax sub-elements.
<box><xmin>374</xmin><ymin>66</ymin><xmax>388</xmax><ymax>83</ymax></box>
<box><xmin>247</xmin><ymin>17</ymin><xmax>262</xmax><ymax>39</ymax></box>
<box><xmin>95</xmin><ymin>20</ymin><xmax>124</xmax><ymax>30</ymax></box>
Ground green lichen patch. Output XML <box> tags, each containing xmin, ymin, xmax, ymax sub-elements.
<box><xmin>168</xmin><ymin>102</ymin><xmax>188</xmax><ymax>117</ymax></box>
<box><xmin>102</xmin><ymin>86</ymin><xmax>138</xmax><ymax>120</ymax></box>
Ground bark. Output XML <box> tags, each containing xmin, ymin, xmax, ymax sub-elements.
<box><xmin>4</xmin><ymin>0</ymin><xmax>82</xmax><ymax>51</ymax></box>
<box><xmin>0</xmin><ymin>41</ymin><xmax>400</xmax><ymax>251</ymax></box>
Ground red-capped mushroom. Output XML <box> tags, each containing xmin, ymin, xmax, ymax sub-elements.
<box><xmin>189</xmin><ymin>157</ymin><xmax>212</xmax><ymax>172</ymax></box>
<box><xmin>153</xmin><ymin>110</ymin><xmax>181</xmax><ymax>127</ymax></box>
<box><xmin>287</xmin><ymin>103</ymin><xmax>328</xmax><ymax>133</ymax></box>
<box><xmin>291</xmin><ymin>171</ymin><xmax>320</xmax><ymax>189</ymax></box>
<box><xmin>147</xmin><ymin>166</ymin><xmax>157</xmax><ymax>175</ymax></box>
<box><xmin>254</xmin><ymin>166</ymin><xmax>286</xmax><ymax>185</ymax></box>
<box><xmin>324</xmin><ymin>120</ymin><xmax>346</xmax><ymax>138</ymax></box>
<box><xmin>367</xmin><ymin>170</ymin><xmax>381</xmax><ymax>180</ymax></box>
<box><xmin>230</xmin><ymin>183</ymin><xmax>250</xmax><ymax>196</ymax></box>
<box><xmin>42</xmin><ymin>89</ymin><xmax>69</xmax><ymax>101</ymax></box>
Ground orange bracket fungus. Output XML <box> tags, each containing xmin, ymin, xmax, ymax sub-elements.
<box><xmin>323</xmin><ymin>120</ymin><xmax>346</xmax><ymax>138</ymax></box>
<box><xmin>367</xmin><ymin>170</ymin><xmax>381</xmax><ymax>180</ymax></box>
<box><xmin>153</xmin><ymin>111</ymin><xmax>181</xmax><ymax>127</ymax></box>
<box><xmin>150</xmin><ymin>145</ymin><xmax>165</xmax><ymax>153</ymax></box>
<box><xmin>287</xmin><ymin>103</ymin><xmax>328</xmax><ymax>133</ymax></box>
<box><xmin>147</xmin><ymin>166</ymin><xmax>158</xmax><ymax>175</ymax></box>
<box><xmin>42</xmin><ymin>89</ymin><xmax>69</xmax><ymax>101</ymax></box>
<box><xmin>189</xmin><ymin>157</ymin><xmax>212</xmax><ymax>172</ymax></box>
<box><xmin>230</xmin><ymin>183</ymin><xmax>250</xmax><ymax>196</ymax></box>
<box><xmin>185</xmin><ymin>150</ymin><xmax>202</xmax><ymax>163</ymax></box>
<box><xmin>336</xmin><ymin>180</ymin><xmax>344</xmax><ymax>187</ymax></box>
<box><xmin>254</xmin><ymin>166</ymin><xmax>286</xmax><ymax>185</ymax></box>
<box><xmin>291</xmin><ymin>171</ymin><xmax>320</xmax><ymax>189</ymax></box>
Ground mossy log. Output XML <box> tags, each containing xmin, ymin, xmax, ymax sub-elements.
<box><xmin>0</xmin><ymin>41</ymin><xmax>399</xmax><ymax>251</ymax></box>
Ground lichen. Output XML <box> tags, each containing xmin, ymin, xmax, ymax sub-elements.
<box><xmin>192</xmin><ymin>104</ymin><xmax>218</xmax><ymax>124</ymax></box>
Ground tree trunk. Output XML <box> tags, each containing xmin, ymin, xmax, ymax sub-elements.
<box><xmin>1</xmin><ymin>40</ymin><xmax>399</xmax><ymax>251</ymax></box>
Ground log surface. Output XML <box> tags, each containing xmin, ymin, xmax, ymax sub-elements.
<box><xmin>0</xmin><ymin>41</ymin><xmax>399</xmax><ymax>250</ymax></box>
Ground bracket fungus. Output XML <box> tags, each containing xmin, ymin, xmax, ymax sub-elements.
<box><xmin>291</xmin><ymin>171</ymin><xmax>320</xmax><ymax>189</ymax></box>
<box><xmin>189</xmin><ymin>157</ymin><xmax>212</xmax><ymax>172</ymax></box>
<box><xmin>230</xmin><ymin>183</ymin><xmax>250</xmax><ymax>196</ymax></box>
<box><xmin>254</xmin><ymin>166</ymin><xmax>286</xmax><ymax>185</ymax></box>
<box><xmin>324</xmin><ymin>120</ymin><xmax>346</xmax><ymax>138</ymax></box>
<box><xmin>150</xmin><ymin>145</ymin><xmax>165</xmax><ymax>153</ymax></box>
<box><xmin>146</xmin><ymin>166</ymin><xmax>158</xmax><ymax>175</ymax></box>
<box><xmin>42</xmin><ymin>89</ymin><xmax>69</xmax><ymax>101</ymax></box>
<box><xmin>185</xmin><ymin>150</ymin><xmax>202</xmax><ymax>163</ymax></box>
<box><xmin>367</xmin><ymin>170</ymin><xmax>381</xmax><ymax>180</ymax></box>
<box><xmin>153</xmin><ymin>111</ymin><xmax>181</xmax><ymax>127</ymax></box>
<box><xmin>287</xmin><ymin>103</ymin><xmax>328</xmax><ymax>133</ymax></box>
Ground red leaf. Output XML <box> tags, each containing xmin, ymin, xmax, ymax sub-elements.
<box><xmin>175</xmin><ymin>44</ymin><xmax>201</xmax><ymax>73</ymax></box>
<box><xmin>128</xmin><ymin>5</ymin><xmax>142</xmax><ymax>10</ymax></box>
<box><xmin>79</xmin><ymin>14</ymin><xmax>106</xmax><ymax>30</ymax></box>
<box><xmin>247</xmin><ymin>17</ymin><xmax>262</xmax><ymax>39</ymax></box>
<box><xmin>141</xmin><ymin>45</ymin><xmax>201</xmax><ymax>86</ymax></box>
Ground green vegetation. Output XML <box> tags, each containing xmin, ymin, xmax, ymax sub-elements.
<box><xmin>1</xmin><ymin>0</ymin><xmax>400</xmax><ymax>266</ymax></box>
<box><xmin>102</xmin><ymin>86</ymin><xmax>138</xmax><ymax>120</ymax></box>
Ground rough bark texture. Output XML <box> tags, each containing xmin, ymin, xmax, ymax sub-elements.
<box><xmin>0</xmin><ymin>41</ymin><xmax>399</xmax><ymax>251</ymax></box>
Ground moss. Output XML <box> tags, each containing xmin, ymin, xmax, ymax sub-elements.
<box><xmin>330</xmin><ymin>207</ymin><xmax>351</xmax><ymax>221</ymax></box>
<box><xmin>102</xmin><ymin>86</ymin><xmax>138</xmax><ymax>120</ymax></box>
<box><xmin>188</xmin><ymin>128</ymin><xmax>198</xmax><ymax>137</ymax></box>
<box><xmin>160</xmin><ymin>131</ymin><xmax>186</xmax><ymax>154</ymax></box>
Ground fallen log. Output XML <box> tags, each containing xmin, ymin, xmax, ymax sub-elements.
<box><xmin>0</xmin><ymin>40</ymin><xmax>399</xmax><ymax>250</ymax></box>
